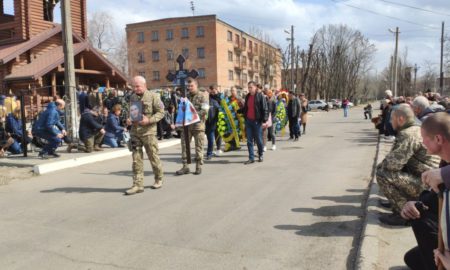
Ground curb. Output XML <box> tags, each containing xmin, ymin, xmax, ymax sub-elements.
<box><xmin>355</xmin><ymin>135</ymin><xmax>383</xmax><ymax>270</ymax></box>
<box><xmin>33</xmin><ymin>139</ymin><xmax>180</xmax><ymax>175</ymax></box>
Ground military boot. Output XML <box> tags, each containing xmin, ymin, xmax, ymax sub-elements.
<box><xmin>66</xmin><ymin>143</ymin><xmax>76</xmax><ymax>153</ymax></box>
<box><xmin>150</xmin><ymin>180</ymin><xmax>163</xmax><ymax>189</ymax></box>
<box><xmin>176</xmin><ymin>165</ymin><xmax>190</xmax><ymax>175</ymax></box>
<box><xmin>125</xmin><ymin>185</ymin><xmax>144</xmax><ymax>195</ymax></box>
<box><xmin>193</xmin><ymin>163</ymin><xmax>202</xmax><ymax>175</ymax></box>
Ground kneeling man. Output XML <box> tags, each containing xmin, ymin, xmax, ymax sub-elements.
<box><xmin>377</xmin><ymin>104</ymin><xmax>440</xmax><ymax>225</ymax></box>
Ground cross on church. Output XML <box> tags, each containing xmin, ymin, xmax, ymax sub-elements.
<box><xmin>166</xmin><ymin>55</ymin><xmax>198</xmax><ymax>164</ymax></box>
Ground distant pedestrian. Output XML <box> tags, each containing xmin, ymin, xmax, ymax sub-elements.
<box><xmin>342</xmin><ymin>97</ymin><xmax>350</xmax><ymax>118</ymax></box>
<box><xmin>287</xmin><ymin>91</ymin><xmax>301</xmax><ymax>140</ymax></box>
<box><xmin>299</xmin><ymin>93</ymin><xmax>308</xmax><ymax>135</ymax></box>
<box><xmin>364</xmin><ymin>104</ymin><xmax>372</xmax><ymax>120</ymax></box>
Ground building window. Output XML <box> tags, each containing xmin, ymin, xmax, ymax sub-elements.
<box><xmin>243</xmin><ymin>73</ymin><xmax>248</xmax><ymax>83</ymax></box>
<box><xmin>153</xmin><ymin>71</ymin><xmax>160</xmax><ymax>81</ymax></box>
<box><xmin>197</xmin><ymin>47</ymin><xmax>205</xmax><ymax>59</ymax></box>
<box><xmin>228</xmin><ymin>70</ymin><xmax>234</xmax><ymax>81</ymax></box>
<box><xmin>167</xmin><ymin>50</ymin><xmax>174</xmax><ymax>61</ymax></box>
<box><xmin>152</xmin><ymin>51</ymin><xmax>160</xmax><ymax>61</ymax></box>
<box><xmin>255</xmin><ymin>76</ymin><xmax>259</xmax><ymax>83</ymax></box>
<box><xmin>196</xmin><ymin>26</ymin><xmax>204</xmax><ymax>37</ymax></box>
<box><xmin>249</xmin><ymin>40</ymin><xmax>253</xmax><ymax>52</ymax></box>
<box><xmin>138</xmin><ymin>71</ymin><xmax>146</xmax><ymax>79</ymax></box>
<box><xmin>227</xmin><ymin>31</ymin><xmax>233</xmax><ymax>41</ymax></box>
<box><xmin>242</xmin><ymin>56</ymin><xmax>247</xmax><ymax>65</ymax></box>
<box><xmin>228</xmin><ymin>51</ymin><xmax>233</xmax><ymax>62</ymax></box>
<box><xmin>255</xmin><ymin>60</ymin><xmax>259</xmax><ymax>70</ymax></box>
<box><xmin>255</xmin><ymin>43</ymin><xmax>258</xmax><ymax>53</ymax></box>
<box><xmin>166</xmin><ymin>29</ymin><xmax>173</xmax><ymax>40</ymax></box>
<box><xmin>242</xmin><ymin>38</ymin><xmax>247</xmax><ymax>49</ymax></box>
<box><xmin>138</xmin><ymin>32</ymin><xmax>145</xmax><ymax>43</ymax></box>
<box><xmin>138</xmin><ymin>52</ymin><xmax>145</xmax><ymax>63</ymax></box>
<box><xmin>181</xmin><ymin>28</ymin><xmax>189</xmax><ymax>39</ymax></box>
<box><xmin>151</xmin><ymin>31</ymin><xmax>159</xmax><ymax>41</ymax></box>
<box><xmin>198</xmin><ymin>68</ymin><xmax>206</xmax><ymax>78</ymax></box>
<box><xmin>182</xmin><ymin>48</ymin><xmax>189</xmax><ymax>59</ymax></box>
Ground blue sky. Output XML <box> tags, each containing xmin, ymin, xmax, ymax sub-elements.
<box><xmin>3</xmin><ymin>0</ymin><xmax>449</xmax><ymax>75</ymax></box>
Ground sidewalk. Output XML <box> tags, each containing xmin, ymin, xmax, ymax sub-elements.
<box><xmin>0</xmin><ymin>139</ymin><xmax>180</xmax><ymax>175</ymax></box>
<box><xmin>356</xmin><ymin>136</ymin><xmax>415</xmax><ymax>270</ymax></box>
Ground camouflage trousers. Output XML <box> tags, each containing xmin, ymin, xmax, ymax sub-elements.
<box><xmin>376</xmin><ymin>164</ymin><xmax>425</xmax><ymax>213</ymax></box>
<box><xmin>131</xmin><ymin>134</ymin><xmax>163</xmax><ymax>187</ymax></box>
<box><xmin>82</xmin><ymin>132</ymin><xmax>104</xmax><ymax>153</ymax></box>
<box><xmin>180</xmin><ymin>128</ymin><xmax>205</xmax><ymax>165</ymax></box>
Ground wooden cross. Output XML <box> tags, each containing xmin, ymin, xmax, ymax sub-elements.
<box><xmin>166</xmin><ymin>55</ymin><xmax>198</xmax><ymax>164</ymax></box>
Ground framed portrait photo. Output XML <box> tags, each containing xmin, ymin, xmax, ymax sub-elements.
<box><xmin>130</xmin><ymin>101</ymin><xmax>143</xmax><ymax>122</ymax></box>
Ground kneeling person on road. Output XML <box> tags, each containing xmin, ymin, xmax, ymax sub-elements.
<box><xmin>377</xmin><ymin>104</ymin><xmax>440</xmax><ymax>226</ymax></box>
<box><xmin>126</xmin><ymin>76</ymin><xmax>165</xmax><ymax>195</ymax></box>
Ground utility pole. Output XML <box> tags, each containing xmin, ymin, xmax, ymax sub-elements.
<box><xmin>390</xmin><ymin>55</ymin><xmax>394</xmax><ymax>91</ymax></box>
<box><xmin>440</xmin><ymin>21</ymin><xmax>444</xmax><ymax>95</ymax></box>
<box><xmin>414</xmin><ymin>63</ymin><xmax>418</xmax><ymax>92</ymax></box>
<box><xmin>290</xmin><ymin>25</ymin><xmax>295</xmax><ymax>93</ymax></box>
<box><xmin>61</xmin><ymin>0</ymin><xmax>78</xmax><ymax>140</ymax></box>
<box><xmin>390</xmin><ymin>27</ymin><xmax>400</xmax><ymax>97</ymax></box>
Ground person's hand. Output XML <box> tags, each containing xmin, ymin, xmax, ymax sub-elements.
<box><xmin>100</xmin><ymin>128</ymin><xmax>105</xmax><ymax>135</ymax></box>
<box><xmin>56</xmin><ymin>133</ymin><xmax>64</xmax><ymax>139</ymax></box>
<box><xmin>434</xmin><ymin>249</ymin><xmax>450</xmax><ymax>268</ymax></box>
<box><xmin>170</xmin><ymin>124</ymin><xmax>175</xmax><ymax>130</ymax></box>
<box><xmin>139</xmin><ymin>115</ymin><xmax>151</xmax><ymax>126</ymax></box>
<box><xmin>400</xmin><ymin>201</ymin><xmax>422</xmax><ymax>220</ymax></box>
<box><xmin>62</xmin><ymin>130</ymin><xmax>67</xmax><ymax>136</ymax></box>
<box><xmin>126</xmin><ymin>119</ymin><xmax>132</xmax><ymax>126</ymax></box>
<box><xmin>422</xmin><ymin>168</ymin><xmax>444</xmax><ymax>193</ymax></box>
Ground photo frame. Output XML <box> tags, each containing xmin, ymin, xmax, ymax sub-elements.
<box><xmin>130</xmin><ymin>101</ymin><xmax>143</xmax><ymax>122</ymax></box>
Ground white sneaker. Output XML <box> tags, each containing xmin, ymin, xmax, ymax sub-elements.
<box><xmin>272</xmin><ymin>145</ymin><xmax>276</xmax><ymax>151</ymax></box>
<box><xmin>263</xmin><ymin>146</ymin><xmax>267</xmax><ymax>152</ymax></box>
<box><xmin>218</xmin><ymin>149</ymin><xmax>223</xmax><ymax>155</ymax></box>
<box><xmin>386</xmin><ymin>136</ymin><xmax>396</xmax><ymax>142</ymax></box>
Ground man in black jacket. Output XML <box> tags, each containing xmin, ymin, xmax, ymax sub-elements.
<box><xmin>79</xmin><ymin>107</ymin><xmax>105</xmax><ymax>152</ymax></box>
<box><xmin>243</xmin><ymin>81</ymin><xmax>268</xmax><ymax>164</ymax></box>
<box><xmin>287</xmin><ymin>91</ymin><xmax>301</xmax><ymax>141</ymax></box>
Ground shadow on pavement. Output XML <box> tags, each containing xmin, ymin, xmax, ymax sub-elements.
<box><xmin>292</xmin><ymin>205</ymin><xmax>363</xmax><ymax>217</ymax></box>
<box><xmin>274</xmin><ymin>219</ymin><xmax>360</xmax><ymax>237</ymax></box>
<box><xmin>312</xmin><ymin>195</ymin><xmax>364</xmax><ymax>203</ymax></box>
<box><xmin>40</xmin><ymin>187</ymin><xmax>133</xmax><ymax>193</ymax></box>
<box><xmin>388</xmin><ymin>266</ymin><xmax>409</xmax><ymax>270</ymax></box>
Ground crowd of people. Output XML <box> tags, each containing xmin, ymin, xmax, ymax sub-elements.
<box><xmin>372</xmin><ymin>89</ymin><xmax>450</xmax><ymax>269</ymax></box>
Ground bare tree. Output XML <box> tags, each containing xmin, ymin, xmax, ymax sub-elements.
<box><xmin>419</xmin><ymin>61</ymin><xmax>438</xmax><ymax>91</ymax></box>
<box><xmin>88</xmin><ymin>11</ymin><xmax>114</xmax><ymax>51</ymax></box>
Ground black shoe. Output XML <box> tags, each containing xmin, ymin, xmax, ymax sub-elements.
<box><xmin>244</xmin><ymin>159</ymin><xmax>255</xmax><ymax>165</ymax></box>
<box><xmin>258</xmin><ymin>156</ymin><xmax>263</xmax><ymax>162</ymax></box>
<box><xmin>379</xmin><ymin>200</ymin><xmax>392</xmax><ymax>209</ymax></box>
<box><xmin>50</xmin><ymin>152</ymin><xmax>61</xmax><ymax>158</ymax></box>
<box><xmin>379</xmin><ymin>213</ymin><xmax>409</xmax><ymax>226</ymax></box>
<box><xmin>206</xmin><ymin>155</ymin><xmax>212</xmax><ymax>160</ymax></box>
<box><xmin>38</xmin><ymin>152</ymin><xmax>49</xmax><ymax>159</ymax></box>
<box><xmin>294</xmin><ymin>137</ymin><xmax>299</xmax><ymax>141</ymax></box>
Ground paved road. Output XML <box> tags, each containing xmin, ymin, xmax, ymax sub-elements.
<box><xmin>0</xmin><ymin>107</ymin><xmax>378</xmax><ymax>270</ymax></box>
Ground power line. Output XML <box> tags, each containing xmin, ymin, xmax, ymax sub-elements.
<box><xmin>331</xmin><ymin>0</ymin><xmax>440</xmax><ymax>29</ymax></box>
<box><xmin>374</xmin><ymin>0</ymin><xmax>450</xmax><ymax>17</ymax></box>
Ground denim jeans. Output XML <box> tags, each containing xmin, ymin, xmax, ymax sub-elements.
<box><xmin>8</xmin><ymin>140</ymin><xmax>22</xmax><ymax>154</ymax></box>
<box><xmin>103</xmin><ymin>136</ymin><xmax>119</xmax><ymax>148</ymax></box>
<box><xmin>288</xmin><ymin>117</ymin><xmax>300</xmax><ymax>138</ymax></box>
<box><xmin>343</xmin><ymin>107</ymin><xmax>349</xmax><ymax>117</ymax></box>
<box><xmin>206</xmin><ymin>128</ymin><xmax>215</xmax><ymax>157</ymax></box>
<box><xmin>245</xmin><ymin>119</ymin><xmax>263</xmax><ymax>160</ymax></box>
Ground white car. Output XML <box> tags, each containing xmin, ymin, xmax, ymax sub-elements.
<box><xmin>308</xmin><ymin>100</ymin><xmax>329</xmax><ymax>110</ymax></box>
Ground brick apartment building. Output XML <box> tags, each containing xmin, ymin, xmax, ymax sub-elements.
<box><xmin>126</xmin><ymin>15</ymin><xmax>281</xmax><ymax>91</ymax></box>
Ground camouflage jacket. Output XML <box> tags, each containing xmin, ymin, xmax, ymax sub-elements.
<box><xmin>130</xmin><ymin>90</ymin><xmax>165</xmax><ymax>136</ymax></box>
<box><xmin>380</xmin><ymin>124</ymin><xmax>441</xmax><ymax>176</ymax></box>
<box><xmin>187</xmin><ymin>90</ymin><xmax>208</xmax><ymax>131</ymax></box>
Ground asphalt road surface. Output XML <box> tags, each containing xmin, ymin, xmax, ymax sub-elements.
<box><xmin>0</xmin><ymin>106</ymin><xmax>378</xmax><ymax>270</ymax></box>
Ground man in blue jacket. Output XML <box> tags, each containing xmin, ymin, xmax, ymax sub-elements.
<box><xmin>5</xmin><ymin>107</ymin><xmax>32</xmax><ymax>154</ymax></box>
<box><xmin>33</xmin><ymin>99</ymin><xmax>67</xmax><ymax>158</ymax></box>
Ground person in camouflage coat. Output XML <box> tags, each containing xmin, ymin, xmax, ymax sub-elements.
<box><xmin>125</xmin><ymin>76</ymin><xmax>165</xmax><ymax>195</ymax></box>
<box><xmin>176</xmin><ymin>78</ymin><xmax>208</xmax><ymax>175</ymax></box>
<box><xmin>377</xmin><ymin>104</ymin><xmax>441</xmax><ymax>225</ymax></box>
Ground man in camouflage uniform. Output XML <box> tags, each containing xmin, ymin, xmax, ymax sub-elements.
<box><xmin>125</xmin><ymin>76</ymin><xmax>165</xmax><ymax>195</ymax></box>
<box><xmin>377</xmin><ymin>104</ymin><xmax>440</xmax><ymax>225</ymax></box>
<box><xmin>176</xmin><ymin>78</ymin><xmax>208</xmax><ymax>175</ymax></box>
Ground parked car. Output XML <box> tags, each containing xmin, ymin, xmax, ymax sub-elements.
<box><xmin>308</xmin><ymin>100</ymin><xmax>329</xmax><ymax>110</ymax></box>
<box><xmin>330</xmin><ymin>99</ymin><xmax>341</xmax><ymax>109</ymax></box>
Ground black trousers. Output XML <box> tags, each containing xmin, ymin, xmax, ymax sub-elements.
<box><xmin>404</xmin><ymin>192</ymin><xmax>439</xmax><ymax>270</ymax></box>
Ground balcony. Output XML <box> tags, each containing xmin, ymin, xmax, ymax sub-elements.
<box><xmin>234</xmin><ymin>60</ymin><xmax>242</xmax><ymax>71</ymax></box>
<box><xmin>233</xmin><ymin>42</ymin><xmax>242</xmax><ymax>54</ymax></box>
<box><xmin>247</xmin><ymin>50</ymin><xmax>254</xmax><ymax>59</ymax></box>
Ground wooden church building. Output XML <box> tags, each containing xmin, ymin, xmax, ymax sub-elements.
<box><xmin>0</xmin><ymin>0</ymin><xmax>127</xmax><ymax>98</ymax></box>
